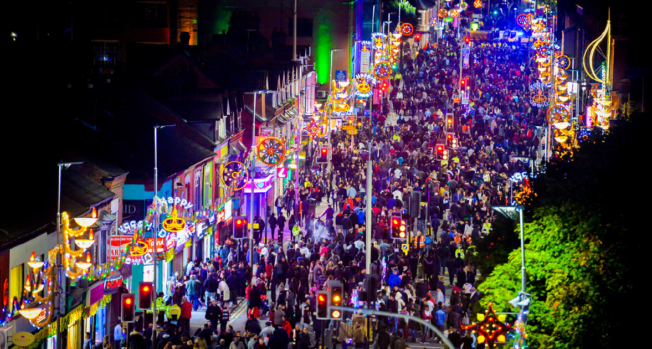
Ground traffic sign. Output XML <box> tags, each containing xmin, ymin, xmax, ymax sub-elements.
<box><xmin>401</xmin><ymin>244</ymin><xmax>409</xmax><ymax>255</ymax></box>
<box><xmin>335</xmin><ymin>70</ymin><xmax>347</xmax><ymax>82</ymax></box>
<box><xmin>342</xmin><ymin>125</ymin><xmax>356</xmax><ymax>131</ymax></box>
<box><xmin>277</xmin><ymin>167</ymin><xmax>288</xmax><ymax>179</ymax></box>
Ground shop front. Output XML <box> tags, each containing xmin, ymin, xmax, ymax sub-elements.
<box><xmin>83</xmin><ymin>280</ymin><xmax>111</xmax><ymax>347</ymax></box>
<box><xmin>243</xmin><ymin>174</ymin><xmax>275</xmax><ymax>240</ymax></box>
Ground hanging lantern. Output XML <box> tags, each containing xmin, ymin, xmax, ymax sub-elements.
<box><xmin>474</xmin><ymin>0</ymin><xmax>483</xmax><ymax>8</ymax></box>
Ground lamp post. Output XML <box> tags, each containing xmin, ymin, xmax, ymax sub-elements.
<box><xmin>329</xmin><ymin>49</ymin><xmax>343</xmax><ymax>99</ymax></box>
<box><xmin>245</xmin><ymin>90</ymin><xmax>275</xmax><ymax>260</ymax></box>
<box><xmin>153</xmin><ymin>124</ymin><xmax>175</xmax><ymax>349</ymax></box>
<box><xmin>18</xmin><ymin>162</ymin><xmax>96</xmax><ymax>349</ymax></box>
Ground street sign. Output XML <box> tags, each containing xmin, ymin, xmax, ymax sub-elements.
<box><xmin>277</xmin><ymin>167</ymin><xmax>288</xmax><ymax>179</ymax></box>
<box><xmin>462</xmin><ymin>47</ymin><xmax>470</xmax><ymax>54</ymax></box>
<box><xmin>401</xmin><ymin>244</ymin><xmax>409</xmax><ymax>255</ymax></box>
<box><xmin>335</xmin><ymin>70</ymin><xmax>347</xmax><ymax>82</ymax></box>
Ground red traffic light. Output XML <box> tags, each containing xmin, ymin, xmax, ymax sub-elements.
<box><xmin>437</xmin><ymin>146</ymin><xmax>443</xmax><ymax>151</ymax></box>
<box><xmin>392</xmin><ymin>219</ymin><xmax>399</xmax><ymax>225</ymax></box>
<box><xmin>236</xmin><ymin>219</ymin><xmax>243</xmax><ymax>226</ymax></box>
<box><xmin>318</xmin><ymin>294</ymin><xmax>326</xmax><ymax>303</ymax></box>
<box><xmin>321</xmin><ymin>148</ymin><xmax>327</xmax><ymax>155</ymax></box>
<box><xmin>447</xmin><ymin>118</ymin><xmax>453</xmax><ymax>124</ymax></box>
<box><xmin>447</xmin><ymin>134</ymin><xmax>452</xmax><ymax>140</ymax></box>
<box><xmin>125</xmin><ymin>298</ymin><xmax>132</xmax><ymax>305</ymax></box>
<box><xmin>461</xmin><ymin>79</ymin><xmax>466</xmax><ymax>86</ymax></box>
<box><xmin>143</xmin><ymin>286</ymin><xmax>149</xmax><ymax>292</ymax></box>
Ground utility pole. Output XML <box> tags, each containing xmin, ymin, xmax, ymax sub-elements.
<box><xmin>293</xmin><ymin>0</ymin><xmax>297</xmax><ymax>60</ymax></box>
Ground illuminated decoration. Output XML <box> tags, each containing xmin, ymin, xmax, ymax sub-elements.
<box><xmin>256</xmin><ymin>137</ymin><xmax>286</xmax><ymax>165</ymax></box>
<box><xmin>536</xmin><ymin>44</ymin><xmax>551</xmax><ymax>57</ymax></box>
<box><xmin>583</xmin><ymin>11</ymin><xmax>615</xmax><ymax>130</ymax></box>
<box><xmin>556</xmin><ymin>55</ymin><xmax>571</xmax><ymax>70</ymax></box>
<box><xmin>304</xmin><ymin>120</ymin><xmax>322</xmax><ymax>139</ymax></box>
<box><xmin>74</xmin><ymin>207</ymin><xmax>98</xmax><ymax>227</ymax></box>
<box><xmin>372</xmin><ymin>32</ymin><xmax>386</xmax><ymax>50</ymax></box>
<box><xmin>450</xmin><ymin>9</ymin><xmax>460</xmax><ymax>18</ymax></box>
<box><xmin>74</xmin><ymin>228</ymin><xmax>95</xmax><ymax>249</ymax></box>
<box><xmin>28</xmin><ymin>251</ymin><xmax>44</xmax><ymax>270</ymax></box>
<box><xmin>474</xmin><ymin>0</ymin><xmax>483</xmax><ymax>8</ymax></box>
<box><xmin>438</xmin><ymin>9</ymin><xmax>448</xmax><ymax>18</ymax></box>
<box><xmin>460</xmin><ymin>1</ymin><xmax>468</xmax><ymax>10</ymax></box>
<box><xmin>353</xmin><ymin>73</ymin><xmax>376</xmax><ymax>98</ymax></box>
<box><xmin>462</xmin><ymin>304</ymin><xmax>513</xmax><ymax>349</ymax></box>
<box><xmin>373</xmin><ymin>62</ymin><xmax>392</xmax><ymax>79</ymax></box>
<box><xmin>220</xmin><ymin>161</ymin><xmax>248</xmax><ymax>191</ymax></box>
<box><xmin>18</xmin><ymin>305</ymin><xmax>42</xmax><ymax>320</ymax></box>
<box><xmin>547</xmin><ymin>105</ymin><xmax>570</xmax><ymax>127</ymax></box>
<box><xmin>162</xmin><ymin>207</ymin><xmax>186</xmax><ymax>233</ymax></box>
<box><xmin>530</xmin><ymin>92</ymin><xmax>548</xmax><ymax>108</ymax></box>
<box><xmin>578</xmin><ymin>127</ymin><xmax>593</xmax><ymax>144</ymax></box>
<box><xmin>400</xmin><ymin>23</ymin><xmax>414</xmax><ymax>36</ymax></box>
<box><xmin>470</xmin><ymin>22</ymin><xmax>479</xmax><ymax>31</ymax></box>
<box><xmin>515</xmin><ymin>178</ymin><xmax>536</xmax><ymax>206</ymax></box>
<box><xmin>75</xmin><ymin>252</ymin><xmax>92</xmax><ymax>270</ymax></box>
<box><xmin>516</xmin><ymin>13</ymin><xmax>530</xmax><ymax>28</ymax></box>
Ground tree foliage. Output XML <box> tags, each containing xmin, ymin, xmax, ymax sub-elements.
<box><xmin>476</xmin><ymin>114</ymin><xmax>648</xmax><ymax>348</ymax></box>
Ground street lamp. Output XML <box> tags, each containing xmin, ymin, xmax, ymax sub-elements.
<box><xmin>245</xmin><ymin>90</ymin><xmax>275</xmax><ymax>260</ymax></box>
<box><xmin>153</xmin><ymin>124</ymin><xmax>175</xmax><ymax>349</ymax></box>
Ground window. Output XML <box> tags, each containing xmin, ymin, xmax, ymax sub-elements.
<box><xmin>92</xmin><ymin>40</ymin><xmax>119</xmax><ymax>69</ymax></box>
<box><xmin>9</xmin><ymin>265</ymin><xmax>23</xmax><ymax>313</ymax></box>
<box><xmin>288</xmin><ymin>18</ymin><xmax>313</xmax><ymax>37</ymax></box>
<box><xmin>136</xmin><ymin>3</ymin><xmax>168</xmax><ymax>28</ymax></box>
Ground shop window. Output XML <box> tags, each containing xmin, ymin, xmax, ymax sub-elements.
<box><xmin>9</xmin><ymin>265</ymin><xmax>23</xmax><ymax>313</ymax></box>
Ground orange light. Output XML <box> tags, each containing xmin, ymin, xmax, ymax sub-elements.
<box><xmin>447</xmin><ymin>134</ymin><xmax>452</xmax><ymax>139</ymax></box>
<box><xmin>318</xmin><ymin>294</ymin><xmax>326</xmax><ymax>303</ymax></box>
<box><xmin>89</xmin><ymin>229</ymin><xmax>94</xmax><ymax>240</ymax></box>
<box><xmin>30</xmin><ymin>251</ymin><xmax>36</xmax><ymax>261</ymax></box>
<box><xmin>92</xmin><ymin>207</ymin><xmax>97</xmax><ymax>219</ymax></box>
<box><xmin>497</xmin><ymin>334</ymin><xmax>506</xmax><ymax>343</ymax></box>
<box><xmin>331</xmin><ymin>310</ymin><xmax>341</xmax><ymax>318</ymax></box>
<box><xmin>125</xmin><ymin>298</ymin><xmax>132</xmax><ymax>305</ymax></box>
<box><xmin>399</xmin><ymin>232</ymin><xmax>406</xmax><ymax>238</ymax></box>
<box><xmin>143</xmin><ymin>286</ymin><xmax>150</xmax><ymax>292</ymax></box>
<box><xmin>393</xmin><ymin>219</ymin><xmax>399</xmax><ymax>225</ymax></box>
<box><xmin>333</xmin><ymin>295</ymin><xmax>341</xmax><ymax>302</ymax></box>
<box><xmin>399</xmin><ymin>226</ymin><xmax>406</xmax><ymax>232</ymax></box>
<box><xmin>477</xmin><ymin>335</ymin><xmax>485</xmax><ymax>344</ymax></box>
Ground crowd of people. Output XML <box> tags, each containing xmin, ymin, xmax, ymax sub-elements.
<box><xmin>103</xmin><ymin>11</ymin><xmax>545</xmax><ymax>349</ymax></box>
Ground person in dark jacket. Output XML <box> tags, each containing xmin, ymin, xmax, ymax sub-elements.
<box><xmin>268</xmin><ymin>326</ymin><xmax>289</xmax><ymax>349</ymax></box>
<box><xmin>205</xmin><ymin>299</ymin><xmax>222</xmax><ymax>332</ymax></box>
<box><xmin>245</xmin><ymin>315</ymin><xmax>262</xmax><ymax>335</ymax></box>
<box><xmin>376</xmin><ymin>326</ymin><xmax>391</xmax><ymax>349</ymax></box>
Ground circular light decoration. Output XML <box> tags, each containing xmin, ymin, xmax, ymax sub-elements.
<box><xmin>474</xmin><ymin>0</ymin><xmax>482</xmax><ymax>8</ymax></box>
<box><xmin>220</xmin><ymin>161</ymin><xmax>248</xmax><ymax>191</ymax></box>
<box><xmin>516</xmin><ymin>14</ymin><xmax>528</xmax><ymax>27</ymax></box>
<box><xmin>460</xmin><ymin>2</ymin><xmax>468</xmax><ymax>10</ymax></box>
<box><xmin>256</xmin><ymin>137</ymin><xmax>286</xmax><ymax>166</ymax></box>
<box><xmin>547</xmin><ymin>105</ymin><xmax>570</xmax><ymax>125</ymax></box>
<box><xmin>556</xmin><ymin>55</ymin><xmax>571</xmax><ymax>70</ymax></box>
<box><xmin>400</xmin><ymin>23</ymin><xmax>414</xmax><ymax>36</ymax></box>
<box><xmin>536</xmin><ymin>44</ymin><xmax>551</xmax><ymax>56</ymax></box>
<box><xmin>438</xmin><ymin>9</ymin><xmax>448</xmax><ymax>18</ymax></box>
<box><xmin>450</xmin><ymin>9</ymin><xmax>460</xmax><ymax>18</ymax></box>
<box><xmin>578</xmin><ymin>127</ymin><xmax>592</xmax><ymax>144</ymax></box>
<box><xmin>530</xmin><ymin>92</ymin><xmax>548</xmax><ymax>108</ymax></box>
<box><xmin>373</xmin><ymin>62</ymin><xmax>392</xmax><ymax>79</ymax></box>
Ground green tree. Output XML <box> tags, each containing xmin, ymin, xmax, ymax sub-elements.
<box><xmin>476</xmin><ymin>114</ymin><xmax>647</xmax><ymax>348</ymax></box>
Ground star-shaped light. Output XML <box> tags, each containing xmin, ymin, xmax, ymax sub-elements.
<box><xmin>462</xmin><ymin>304</ymin><xmax>513</xmax><ymax>348</ymax></box>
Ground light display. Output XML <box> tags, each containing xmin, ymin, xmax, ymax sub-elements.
<box><xmin>162</xmin><ymin>207</ymin><xmax>186</xmax><ymax>233</ymax></box>
<box><xmin>256</xmin><ymin>137</ymin><xmax>286</xmax><ymax>166</ymax></box>
<box><xmin>373</xmin><ymin>62</ymin><xmax>392</xmax><ymax>79</ymax></box>
<box><xmin>462</xmin><ymin>304</ymin><xmax>513</xmax><ymax>349</ymax></box>
<box><xmin>474</xmin><ymin>0</ymin><xmax>482</xmax><ymax>8</ymax></box>
<box><xmin>400</xmin><ymin>23</ymin><xmax>414</xmax><ymax>36</ymax></box>
<box><xmin>583</xmin><ymin>12</ymin><xmax>615</xmax><ymax>130</ymax></box>
<box><xmin>530</xmin><ymin>92</ymin><xmax>548</xmax><ymax>108</ymax></box>
<box><xmin>438</xmin><ymin>9</ymin><xmax>448</xmax><ymax>18</ymax></box>
<box><xmin>219</xmin><ymin>161</ymin><xmax>248</xmax><ymax>191</ymax></box>
<box><xmin>353</xmin><ymin>73</ymin><xmax>376</xmax><ymax>98</ymax></box>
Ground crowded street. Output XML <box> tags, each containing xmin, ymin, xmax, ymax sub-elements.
<box><xmin>4</xmin><ymin>1</ymin><xmax>644</xmax><ymax>349</ymax></box>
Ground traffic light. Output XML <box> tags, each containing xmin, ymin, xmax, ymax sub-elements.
<box><xmin>356</xmin><ymin>121</ymin><xmax>362</xmax><ymax>129</ymax></box>
<box><xmin>466</xmin><ymin>77</ymin><xmax>471</xmax><ymax>90</ymax></box>
<box><xmin>317</xmin><ymin>146</ymin><xmax>330</xmax><ymax>164</ymax></box>
<box><xmin>446</xmin><ymin>116</ymin><xmax>454</xmax><ymax>132</ymax></box>
<box><xmin>415</xmin><ymin>33</ymin><xmax>421</xmax><ymax>41</ymax></box>
<box><xmin>316</xmin><ymin>290</ymin><xmax>329</xmax><ymax>319</ymax></box>
<box><xmin>446</xmin><ymin>133</ymin><xmax>453</xmax><ymax>147</ymax></box>
<box><xmin>234</xmin><ymin>217</ymin><xmax>247</xmax><ymax>239</ymax></box>
<box><xmin>451</xmin><ymin>137</ymin><xmax>458</xmax><ymax>149</ymax></box>
<box><xmin>460</xmin><ymin>79</ymin><xmax>466</xmax><ymax>90</ymax></box>
<box><xmin>330</xmin><ymin>282</ymin><xmax>343</xmax><ymax>320</ymax></box>
<box><xmin>397</xmin><ymin>220</ymin><xmax>407</xmax><ymax>239</ymax></box>
<box><xmin>121</xmin><ymin>293</ymin><xmax>136</xmax><ymax>322</ymax></box>
<box><xmin>464</xmin><ymin>36</ymin><xmax>471</xmax><ymax>45</ymax></box>
<box><xmin>436</xmin><ymin>144</ymin><xmax>449</xmax><ymax>161</ymax></box>
<box><xmin>381</xmin><ymin>80</ymin><xmax>388</xmax><ymax>92</ymax></box>
<box><xmin>138</xmin><ymin>282</ymin><xmax>153</xmax><ymax>309</ymax></box>
<box><xmin>390</xmin><ymin>212</ymin><xmax>402</xmax><ymax>238</ymax></box>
